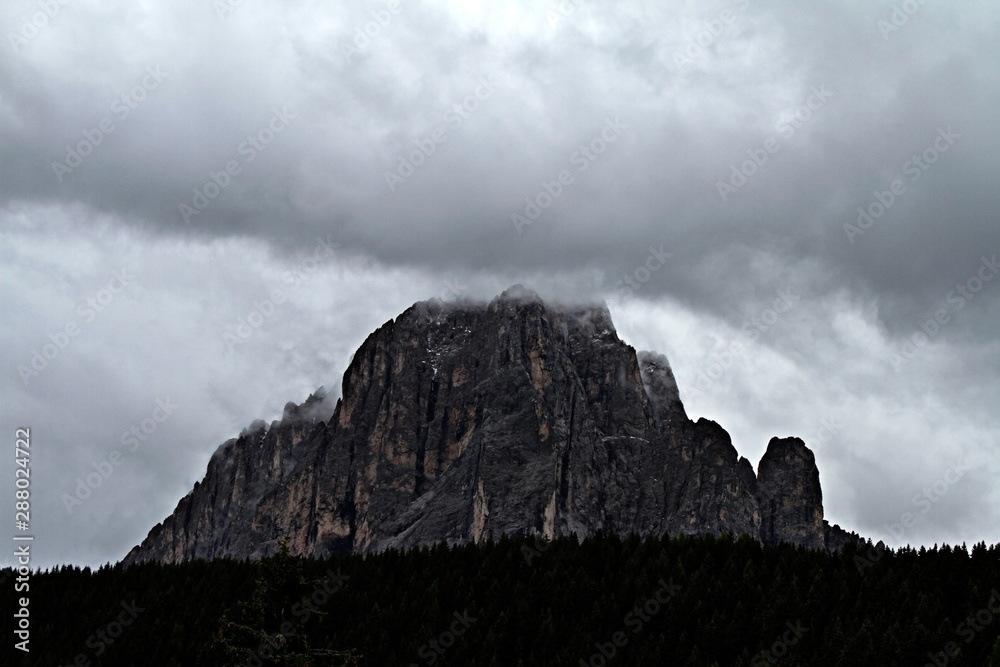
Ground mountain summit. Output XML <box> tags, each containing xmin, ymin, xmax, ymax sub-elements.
<box><xmin>124</xmin><ymin>287</ymin><xmax>854</xmax><ymax>564</ymax></box>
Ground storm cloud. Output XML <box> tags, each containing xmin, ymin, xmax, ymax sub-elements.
<box><xmin>1</xmin><ymin>0</ymin><xmax>998</xmax><ymax>568</ymax></box>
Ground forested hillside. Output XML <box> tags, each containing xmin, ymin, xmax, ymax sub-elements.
<box><xmin>6</xmin><ymin>533</ymin><xmax>1000</xmax><ymax>666</ymax></box>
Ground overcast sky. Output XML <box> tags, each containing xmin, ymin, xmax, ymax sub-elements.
<box><xmin>1</xmin><ymin>0</ymin><xmax>998</xmax><ymax>570</ymax></box>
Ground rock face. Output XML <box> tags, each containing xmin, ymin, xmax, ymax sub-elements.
<box><xmin>124</xmin><ymin>287</ymin><xmax>854</xmax><ymax>565</ymax></box>
<box><xmin>757</xmin><ymin>437</ymin><xmax>826</xmax><ymax>549</ymax></box>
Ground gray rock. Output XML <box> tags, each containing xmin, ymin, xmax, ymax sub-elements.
<box><xmin>123</xmin><ymin>288</ymin><xmax>854</xmax><ymax>565</ymax></box>
<box><xmin>757</xmin><ymin>437</ymin><xmax>826</xmax><ymax>548</ymax></box>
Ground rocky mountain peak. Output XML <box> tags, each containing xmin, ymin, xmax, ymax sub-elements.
<box><xmin>123</xmin><ymin>287</ymin><xmax>856</xmax><ymax>566</ymax></box>
<box><xmin>495</xmin><ymin>283</ymin><xmax>544</xmax><ymax>305</ymax></box>
<box><xmin>637</xmin><ymin>351</ymin><xmax>687</xmax><ymax>428</ymax></box>
<box><xmin>757</xmin><ymin>437</ymin><xmax>826</xmax><ymax>549</ymax></box>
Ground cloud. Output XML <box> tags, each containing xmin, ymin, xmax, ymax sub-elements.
<box><xmin>1</xmin><ymin>0</ymin><xmax>998</xmax><ymax>567</ymax></box>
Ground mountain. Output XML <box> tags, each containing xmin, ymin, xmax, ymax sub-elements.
<box><xmin>123</xmin><ymin>286</ymin><xmax>855</xmax><ymax>565</ymax></box>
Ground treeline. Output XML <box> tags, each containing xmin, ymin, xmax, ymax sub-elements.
<box><xmin>4</xmin><ymin>533</ymin><xmax>1000</xmax><ymax>666</ymax></box>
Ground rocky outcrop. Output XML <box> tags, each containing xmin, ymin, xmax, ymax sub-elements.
<box><xmin>757</xmin><ymin>437</ymin><xmax>825</xmax><ymax>549</ymax></box>
<box><xmin>127</xmin><ymin>392</ymin><xmax>336</xmax><ymax>562</ymax></box>
<box><xmin>124</xmin><ymin>286</ymin><xmax>852</xmax><ymax>565</ymax></box>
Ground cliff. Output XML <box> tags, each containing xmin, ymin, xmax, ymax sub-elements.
<box><xmin>124</xmin><ymin>286</ymin><xmax>855</xmax><ymax>564</ymax></box>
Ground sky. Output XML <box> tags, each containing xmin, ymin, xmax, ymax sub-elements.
<box><xmin>1</xmin><ymin>0</ymin><xmax>998</xmax><ymax>570</ymax></box>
